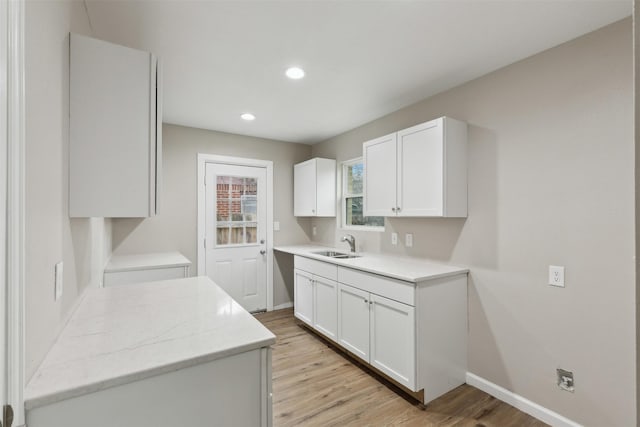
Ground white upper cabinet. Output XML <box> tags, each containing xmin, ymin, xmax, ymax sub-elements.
<box><xmin>361</xmin><ymin>133</ymin><xmax>397</xmax><ymax>217</ymax></box>
<box><xmin>293</xmin><ymin>158</ymin><xmax>336</xmax><ymax>217</ymax></box>
<box><xmin>363</xmin><ymin>117</ymin><xmax>467</xmax><ymax>218</ymax></box>
<box><xmin>69</xmin><ymin>33</ymin><xmax>162</xmax><ymax>218</ymax></box>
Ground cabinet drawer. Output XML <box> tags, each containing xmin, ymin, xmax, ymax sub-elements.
<box><xmin>103</xmin><ymin>267</ymin><xmax>188</xmax><ymax>287</ymax></box>
<box><xmin>337</xmin><ymin>267</ymin><xmax>415</xmax><ymax>306</ymax></box>
<box><xmin>294</xmin><ymin>256</ymin><xmax>338</xmax><ymax>281</ymax></box>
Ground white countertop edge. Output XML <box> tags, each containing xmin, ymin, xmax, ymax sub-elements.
<box><xmin>274</xmin><ymin>244</ymin><xmax>469</xmax><ymax>283</ymax></box>
<box><xmin>104</xmin><ymin>252</ymin><xmax>192</xmax><ymax>273</ymax></box>
<box><xmin>103</xmin><ymin>262</ymin><xmax>192</xmax><ymax>273</ymax></box>
<box><xmin>24</xmin><ymin>335</ymin><xmax>275</xmax><ymax>410</ymax></box>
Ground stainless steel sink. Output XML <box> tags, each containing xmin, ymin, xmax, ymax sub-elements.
<box><xmin>312</xmin><ymin>250</ymin><xmax>361</xmax><ymax>259</ymax></box>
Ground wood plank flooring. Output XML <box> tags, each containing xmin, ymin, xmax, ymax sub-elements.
<box><xmin>255</xmin><ymin>308</ymin><xmax>548</xmax><ymax>427</ymax></box>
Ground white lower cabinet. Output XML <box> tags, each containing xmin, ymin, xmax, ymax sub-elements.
<box><xmin>337</xmin><ymin>283</ymin><xmax>370</xmax><ymax>361</ymax></box>
<box><xmin>369</xmin><ymin>294</ymin><xmax>415</xmax><ymax>389</ymax></box>
<box><xmin>293</xmin><ymin>255</ymin><xmax>467</xmax><ymax>405</ymax></box>
<box><xmin>294</xmin><ymin>268</ymin><xmax>338</xmax><ymax>341</ymax></box>
<box><xmin>294</xmin><ymin>269</ymin><xmax>314</xmax><ymax>326</ymax></box>
<box><xmin>338</xmin><ymin>283</ymin><xmax>415</xmax><ymax>389</ymax></box>
<box><xmin>313</xmin><ymin>276</ymin><xmax>338</xmax><ymax>341</ymax></box>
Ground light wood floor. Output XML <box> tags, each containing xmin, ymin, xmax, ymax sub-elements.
<box><xmin>255</xmin><ymin>308</ymin><xmax>548</xmax><ymax>427</ymax></box>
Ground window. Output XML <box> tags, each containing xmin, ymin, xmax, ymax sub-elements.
<box><xmin>216</xmin><ymin>176</ymin><xmax>258</xmax><ymax>245</ymax></box>
<box><xmin>342</xmin><ymin>158</ymin><xmax>384</xmax><ymax>230</ymax></box>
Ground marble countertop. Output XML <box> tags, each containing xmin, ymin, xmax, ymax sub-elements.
<box><xmin>104</xmin><ymin>251</ymin><xmax>191</xmax><ymax>272</ymax></box>
<box><xmin>25</xmin><ymin>276</ymin><xmax>276</xmax><ymax>410</ymax></box>
<box><xmin>274</xmin><ymin>244</ymin><xmax>468</xmax><ymax>283</ymax></box>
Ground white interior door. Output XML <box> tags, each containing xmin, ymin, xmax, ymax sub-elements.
<box><xmin>205</xmin><ymin>163</ymin><xmax>267</xmax><ymax>312</ymax></box>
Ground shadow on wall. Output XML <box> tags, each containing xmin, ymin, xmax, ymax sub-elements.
<box><xmin>297</xmin><ymin>217</ymin><xmax>314</xmax><ymax>242</ymax></box>
<box><xmin>467</xmin><ymin>273</ymin><xmax>511</xmax><ymax>389</ymax></box>
<box><xmin>274</xmin><ymin>251</ymin><xmax>295</xmax><ymax>305</ymax></box>
<box><xmin>69</xmin><ymin>218</ymin><xmax>107</xmax><ymax>289</ymax></box>
<box><xmin>111</xmin><ymin>218</ymin><xmax>145</xmax><ymax>252</ymax></box>
<box><xmin>377</xmin><ymin>124</ymin><xmax>498</xmax><ymax>268</ymax></box>
<box><xmin>457</xmin><ymin>124</ymin><xmax>498</xmax><ymax>269</ymax></box>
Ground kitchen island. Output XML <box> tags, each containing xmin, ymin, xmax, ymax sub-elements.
<box><xmin>24</xmin><ymin>276</ymin><xmax>276</xmax><ymax>427</ymax></box>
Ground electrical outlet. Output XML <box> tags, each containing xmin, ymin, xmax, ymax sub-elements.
<box><xmin>273</xmin><ymin>221</ymin><xmax>280</xmax><ymax>231</ymax></box>
<box><xmin>405</xmin><ymin>233</ymin><xmax>413</xmax><ymax>248</ymax></box>
<box><xmin>391</xmin><ymin>232</ymin><xmax>398</xmax><ymax>245</ymax></box>
<box><xmin>557</xmin><ymin>368</ymin><xmax>574</xmax><ymax>392</ymax></box>
<box><xmin>55</xmin><ymin>261</ymin><xmax>64</xmax><ymax>300</ymax></box>
<box><xmin>549</xmin><ymin>265</ymin><xmax>565</xmax><ymax>287</ymax></box>
<box><xmin>312</xmin><ymin>226</ymin><xmax>317</xmax><ymax>236</ymax></box>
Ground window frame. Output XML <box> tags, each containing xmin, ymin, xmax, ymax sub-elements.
<box><xmin>340</xmin><ymin>157</ymin><xmax>384</xmax><ymax>232</ymax></box>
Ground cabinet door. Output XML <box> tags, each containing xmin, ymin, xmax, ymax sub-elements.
<box><xmin>294</xmin><ymin>269</ymin><xmax>314</xmax><ymax>326</ymax></box>
<box><xmin>369</xmin><ymin>294</ymin><xmax>416</xmax><ymax>390</ymax></box>
<box><xmin>313</xmin><ymin>276</ymin><xmax>338</xmax><ymax>341</ymax></box>
<box><xmin>337</xmin><ymin>283</ymin><xmax>370</xmax><ymax>362</ymax></box>
<box><xmin>294</xmin><ymin>160</ymin><xmax>317</xmax><ymax>216</ymax></box>
<box><xmin>70</xmin><ymin>33</ymin><xmax>159</xmax><ymax>218</ymax></box>
<box><xmin>397</xmin><ymin>119</ymin><xmax>443</xmax><ymax>216</ymax></box>
<box><xmin>363</xmin><ymin>133</ymin><xmax>397</xmax><ymax>217</ymax></box>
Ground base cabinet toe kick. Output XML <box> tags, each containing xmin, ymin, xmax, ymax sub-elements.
<box><xmin>293</xmin><ymin>255</ymin><xmax>467</xmax><ymax>405</ymax></box>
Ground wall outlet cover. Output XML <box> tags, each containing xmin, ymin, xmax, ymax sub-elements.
<box><xmin>405</xmin><ymin>233</ymin><xmax>413</xmax><ymax>248</ymax></box>
<box><xmin>273</xmin><ymin>221</ymin><xmax>280</xmax><ymax>231</ymax></box>
<box><xmin>549</xmin><ymin>265</ymin><xmax>565</xmax><ymax>287</ymax></box>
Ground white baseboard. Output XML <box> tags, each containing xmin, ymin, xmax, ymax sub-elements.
<box><xmin>466</xmin><ymin>373</ymin><xmax>582</xmax><ymax>427</ymax></box>
<box><xmin>273</xmin><ymin>302</ymin><xmax>293</xmax><ymax>310</ymax></box>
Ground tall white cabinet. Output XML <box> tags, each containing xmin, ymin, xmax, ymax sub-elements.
<box><xmin>293</xmin><ymin>158</ymin><xmax>336</xmax><ymax>217</ymax></box>
<box><xmin>363</xmin><ymin>117</ymin><xmax>467</xmax><ymax>218</ymax></box>
<box><xmin>69</xmin><ymin>33</ymin><xmax>162</xmax><ymax>218</ymax></box>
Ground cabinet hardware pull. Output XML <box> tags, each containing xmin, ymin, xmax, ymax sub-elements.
<box><xmin>396</xmin><ymin>206</ymin><xmax>401</xmax><ymax>212</ymax></box>
<box><xmin>364</xmin><ymin>299</ymin><xmax>368</xmax><ymax>303</ymax></box>
<box><xmin>391</xmin><ymin>207</ymin><xmax>396</xmax><ymax>212</ymax></box>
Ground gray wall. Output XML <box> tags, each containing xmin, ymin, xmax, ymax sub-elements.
<box><xmin>111</xmin><ymin>124</ymin><xmax>313</xmax><ymax>307</ymax></box>
<box><xmin>25</xmin><ymin>0</ymin><xmax>112</xmax><ymax>380</ymax></box>
<box><xmin>311</xmin><ymin>19</ymin><xmax>635</xmax><ymax>426</ymax></box>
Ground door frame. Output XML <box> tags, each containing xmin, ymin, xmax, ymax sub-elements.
<box><xmin>197</xmin><ymin>154</ymin><xmax>274</xmax><ymax>311</ymax></box>
<box><xmin>2</xmin><ymin>0</ymin><xmax>26</xmax><ymax>424</ymax></box>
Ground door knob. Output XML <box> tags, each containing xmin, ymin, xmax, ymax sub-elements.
<box><xmin>260</xmin><ymin>249</ymin><xmax>266</xmax><ymax>255</ymax></box>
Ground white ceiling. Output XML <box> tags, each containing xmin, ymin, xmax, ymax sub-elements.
<box><xmin>85</xmin><ymin>0</ymin><xmax>631</xmax><ymax>144</ymax></box>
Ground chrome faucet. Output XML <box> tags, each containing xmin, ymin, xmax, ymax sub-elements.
<box><xmin>341</xmin><ymin>234</ymin><xmax>356</xmax><ymax>253</ymax></box>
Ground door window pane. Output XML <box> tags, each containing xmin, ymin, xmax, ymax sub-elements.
<box><xmin>215</xmin><ymin>175</ymin><xmax>260</xmax><ymax>246</ymax></box>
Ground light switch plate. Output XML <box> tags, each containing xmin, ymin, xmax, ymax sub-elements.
<box><xmin>405</xmin><ymin>233</ymin><xmax>413</xmax><ymax>248</ymax></box>
<box><xmin>391</xmin><ymin>233</ymin><xmax>398</xmax><ymax>245</ymax></box>
<box><xmin>549</xmin><ymin>265</ymin><xmax>565</xmax><ymax>287</ymax></box>
<box><xmin>55</xmin><ymin>261</ymin><xmax>64</xmax><ymax>300</ymax></box>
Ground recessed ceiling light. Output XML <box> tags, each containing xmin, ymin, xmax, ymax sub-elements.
<box><xmin>285</xmin><ymin>67</ymin><xmax>305</xmax><ymax>80</ymax></box>
<box><xmin>241</xmin><ymin>113</ymin><xmax>255</xmax><ymax>121</ymax></box>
